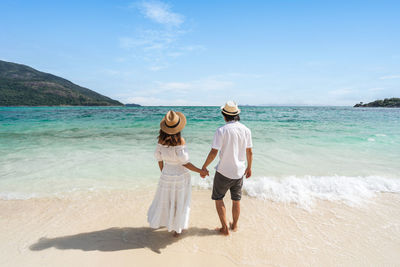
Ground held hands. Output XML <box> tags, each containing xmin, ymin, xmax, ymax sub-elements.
<box><xmin>200</xmin><ymin>166</ymin><xmax>209</xmax><ymax>179</ymax></box>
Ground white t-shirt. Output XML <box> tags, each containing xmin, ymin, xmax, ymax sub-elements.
<box><xmin>211</xmin><ymin>121</ymin><xmax>253</xmax><ymax>179</ymax></box>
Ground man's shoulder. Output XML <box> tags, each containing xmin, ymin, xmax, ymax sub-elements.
<box><xmin>217</xmin><ymin>122</ymin><xmax>251</xmax><ymax>134</ymax></box>
<box><xmin>236</xmin><ymin>122</ymin><xmax>251</xmax><ymax>132</ymax></box>
<box><xmin>216</xmin><ymin>124</ymin><xmax>226</xmax><ymax>132</ymax></box>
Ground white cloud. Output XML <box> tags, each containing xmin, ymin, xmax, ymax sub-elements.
<box><xmin>99</xmin><ymin>69</ymin><xmax>137</xmax><ymax>77</ymax></box>
<box><xmin>379</xmin><ymin>75</ymin><xmax>400</xmax><ymax>80</ymax></box>
<box><xmin>119</xmin><ymin>37</ymin><xmax>137</xmax><ymax>49</ymax></box>
<box><xmin>180</xmin><ymin>45</ymin><xmax>206</xmax><ymax>52</ymax></box>
<box><xmin>211</xmin><ymin>72</ymin><xmax>265</xmax><ymax>79</ymax></box>
<box><xmin>125</xmin><ymin>96</ymin><xmax>164</xmax><ymax>105</ymax></box>
<box><xmin>120</xmin><ymin>2</ymin><xmax>203</xmax><ymax>70</ymax></box>
<box><xmin>137</xmin><ymin>1</ymin><xmax>184</xmax><ymax>27</ymax></box>
<box><xmin>154</xmin><ymin>78</ymin><xmax>235</xmax><ymax>93</ymax></box>
<box><xmin>121</xmin><ymin>76</ymin><xmax>236</xmax><ymax>105</ymax></box>
<box><xmin>328</xmin><ymin>88</ymin><xmax>353</xmax><ymax>96</ymax></box>
<box><xmin>119</xmin><ymin>29</ymin><xmax>179</xmax><ymax>50</ymax></box>
<box><xmin>158</xmin><ymin>82</ymin><xmax>192</xmax><ymax>91</ymax></box>
<box><xmin>118</xmin><ymin>29</ymin><xmax>184</xmax><ymax>70</ymax></box>
<box><xmin>306</xmin><ymin>61</ymin><xmax>324</xmax><ymax>67</ymax></box>
<box><xmin>115</xmin><ymin>57</ymin><xmax>128</xmax><ymax>63</ymax></box>
<box><xmin>124</xmin><ymin>96</ymin><xmax>202</xmax><ymax>106</ymax></box>
<box><xmin>368</xmin><ymin>87</ymin><xmax>384</xmax><ymax>92</ymax></box>
<box><xmin>148</xmin><ymin>65</ymin><xmax>167</xmax><ymax>71</ymax></box>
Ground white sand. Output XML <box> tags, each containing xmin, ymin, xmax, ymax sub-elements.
<box><xmin>1</xmin><ymin>189</ymin><xmax>400</xmax><ymax>266</ymax></box>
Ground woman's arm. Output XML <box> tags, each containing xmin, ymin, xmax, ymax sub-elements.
<box><xmin>183</xmin><ymin>162</ymin><xmax>209</xmax><ymax>176</ymax></box>
<box><xmin>158</xmin><ymin>161</ymin><xmax>164</xmax><ymax>171</ymax></box>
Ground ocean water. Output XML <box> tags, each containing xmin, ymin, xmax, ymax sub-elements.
<box><xmin>1</xmin><ymin>106</ymin><xmax>400</xmax><ymax>207</ymax></box>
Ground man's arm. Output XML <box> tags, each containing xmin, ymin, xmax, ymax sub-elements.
<box><xmin>201</xmin><ymin>148</ymin><xmax>218</xmax><ymax>178</ymax></box>
<box><xmin>244</xmin><ymin>148</ymin><xmax>252</xmax><ymax>178</ymax></box>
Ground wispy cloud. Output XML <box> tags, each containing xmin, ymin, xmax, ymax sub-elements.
<box><xmin>119</xmin><ymin>29</ymin><xmax>181</xmax><ymax>51</ymax></box>
<box><xmin>137</xmin><ymin>1</ymin><xmax>184</xmax><ymax>27</ymax></box>
<box><xmin>154</xmin><ymin>79</ymin><xmax>234</xmax><ymax>93</ymax></box>
<box><xmin>119</xmin><ymin>30</ymin><xmax>177</xmax><ymax>51</ymax></box>
<box><xmin>328</xmin><ymin>88</ymin><xmax>354</xmax><ymax>96</ymax></box>
<box><xmin>368</xmin><ymin>87</ymin><xmax>384</xmax><ymax>92</ymax></box>
<box><xmin>210</xmin><ymin>72</ymin><xmax>265</xmax><ymax>79</ymax></box>
<box><xmin>125</xmin><ymin>96</ymin><xmax>203</xmax><ymax>106</ymax></box>
<box><xmin>121</xmin><ymin>75</ymin><xmax>236</xmax><ymax>105</ymax></box>
<box><xmin>119</xmin><ymin>28</ymin><xmax>182</xmax><ymax>70</ymax></box>
<box><xmin>120</xmin><ymin>1</ymin><xmax>203</xmax><ymax>71</ymax></box>
<box><xmin>379</xmin><ymin>74</ymin><xmax>400</xmax><ymax>80</ymax></box>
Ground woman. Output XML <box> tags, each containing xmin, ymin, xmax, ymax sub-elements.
<box><xmin>147</xmin><ymin>110</ymin><xmax>208</xmax><ymax>237</ymax></box>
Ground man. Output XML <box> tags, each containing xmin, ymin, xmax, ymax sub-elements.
<box><xmin>201</xmin><ymin>101</ymin><xmax>253</xmax><ymax>235</ymax></box>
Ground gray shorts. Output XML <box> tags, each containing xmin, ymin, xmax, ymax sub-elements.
<box><xmin>212</xmin><ymin>172</ymin><xmax>243</xmax><ymax>201</ymax></box>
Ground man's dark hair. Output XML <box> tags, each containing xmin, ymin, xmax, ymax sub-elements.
<box><xmin>222</xmin><ymin>111</ymin><xmax>240</xmax><ymax>122</ymax></box>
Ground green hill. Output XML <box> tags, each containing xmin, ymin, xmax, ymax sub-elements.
<box><xmin>354</xmin><ymin>98</ymin><xmax>400</xmax><ymax>108</ymax></box>
<box><xmin>0</xmin><ymin>60</ymin><xmax>123</xmax><ymax>106</ymax></box>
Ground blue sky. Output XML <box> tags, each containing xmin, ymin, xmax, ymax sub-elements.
<box><xmin>1</xmin><ymin>0</ymin><xmax>399</xmax><ymax>105</ymax></box>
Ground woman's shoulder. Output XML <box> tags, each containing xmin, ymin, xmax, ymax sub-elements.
<box><xmin>157</xmin><ymin>137</ymin><xmax>186</xmax><ymax>147</ymax></box>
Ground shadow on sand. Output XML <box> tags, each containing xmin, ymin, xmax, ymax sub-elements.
<box><xmin>30</xmin><ymin>227</ymin><xmax>217</xmax><ymax>254</ymax></box>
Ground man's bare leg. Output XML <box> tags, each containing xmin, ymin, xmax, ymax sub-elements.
<box><xmin>230</xmin><ymin>200</ymin><xmax>240</xmax><ymax>231</ymax></box>
<box><xmin>215</xmin><ymin>200</ymin><xmax>229</xmax><ymax>235</ymax></box>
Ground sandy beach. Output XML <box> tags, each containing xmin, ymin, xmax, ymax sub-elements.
<box><xmin>1</xmin><ymin>189</ymin><xmax>399</xmax><ymax>267</ymax></box>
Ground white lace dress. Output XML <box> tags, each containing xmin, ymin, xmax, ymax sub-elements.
<box><xmin>147</xmin><ymin>144</ymin><xmax>191</xmax><ymax>234</ymax></box>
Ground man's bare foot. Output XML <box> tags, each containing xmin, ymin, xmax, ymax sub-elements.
<box><xmin>215</xmin><ymin>226</ymin><xmax>229</xmax><ymax>236</ymax></box>
<box><xmin>173</xmin><ymin>231</ymin><xmax>180</xmax><ymax>238</ymax></box>
<box><xmin>229</xmin><ymin>222</ymin><xmax>238</xmax><ymax>232</ymax></box>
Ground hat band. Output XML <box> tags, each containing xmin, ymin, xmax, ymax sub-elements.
<box><xmin>222</xmin><ymin>108</ymin><xmax>238</xmax><ymax>115</ymax></box>
<box><xmin>165</xmin><ymin>118</ymin><xmax>181</xmax><ymax>128</ymax></box>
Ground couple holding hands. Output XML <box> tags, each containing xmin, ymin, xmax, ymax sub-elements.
<box><xmin>147</xmin><ymin>101</ymin><xmax>253</xmax><ymax>236</ymax></box>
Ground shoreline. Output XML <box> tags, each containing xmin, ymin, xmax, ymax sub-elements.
<box><xmin>3</xmin><ymin>174</ymin><xmax>400</xmax><ymax>206</ymax></box>
<box><xmin>1</xmin><ymin>189</ymin><xmax>400</xmax><ymax>266</ymax></box>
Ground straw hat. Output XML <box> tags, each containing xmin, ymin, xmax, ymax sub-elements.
<box><xmin>221</xmin><ymin>100</ymin><xmax>240</xmax><ymax>115</ymax></box>
<box><xmin>160</xmin><ymin>110</ymin><xmax>187</xmax><ymax>135</ymax></box>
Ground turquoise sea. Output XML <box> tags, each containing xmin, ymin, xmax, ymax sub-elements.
<box><xmin>1</xmin><ymin>106</ymin><xmax>400</xmax><ymax>207</ymax></box>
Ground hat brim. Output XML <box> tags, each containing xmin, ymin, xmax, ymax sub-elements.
<box><xmin>221</xmin><ymin>106</ymin><xmax>241</xmax><ymax>115</ymax></box>
<box><xmin>160</xmin><ymin>112</ymin><xmax>187</xmax><ymax>135</ymax></box>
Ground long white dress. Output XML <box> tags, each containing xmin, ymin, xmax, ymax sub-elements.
<box><xmin>147</xmin><ymin>144</ymin><xmax>191</xmax><ymax>234</ymax></box>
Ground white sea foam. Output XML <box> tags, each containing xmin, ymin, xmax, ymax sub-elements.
<box><xmin>193</xmin><ymin>175</ymin><xmax>400</xmax><ymax>210</ymax></box>
<box><xmin>0</xmin><ymin>192</ymin><xmax>38</xmax><ymax>200</ymax></box>
<box><xmin>3</xmin><ymin>176</ymin><xmax>400</xmax><ymax>209</ymax></box>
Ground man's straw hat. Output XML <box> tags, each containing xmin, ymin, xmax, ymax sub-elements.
<box><xmin>160</xmin><ymin>110</ymin><xmax>187</xmax><ymax>135</ymax></box>
<box><xmin>221</xmin><ymin>100</ymin><xmax>241</xmax><ymax>116</ymax></box>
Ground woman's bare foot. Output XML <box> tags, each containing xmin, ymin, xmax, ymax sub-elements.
<box><xmin>229</xmin><ymin>222</ymin><xmax>238</xmax><ymax>232</ymax></box>
<box><xmin>215</xmin><ymin>226</ymin><xmax>229</xmax><ymax>236</ymax></box>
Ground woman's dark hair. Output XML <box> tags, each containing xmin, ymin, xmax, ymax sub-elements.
<box><xmin>222</xmin><ymin>112</ymin><xmax>240</xmax><ymax>122</ymax></box>
<box><xmin>158</xmin><ymin>129</ymin><xmax>182</xmax><ymax>146</ymax></box>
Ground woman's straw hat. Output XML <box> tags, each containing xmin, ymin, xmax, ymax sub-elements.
<box><xmin>221</xmin><ymin>100</ymin><xmax>241</xmax><ymax>116</ymax></box>
<box><xmin>160</xmin><ymin>110</ymin><xmax>187</xmax><ymax>135</ymax></box>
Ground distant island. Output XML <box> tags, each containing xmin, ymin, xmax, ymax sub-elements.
<box><xmin>0</xmin><ymin>60</ymin><xmax>123</xmax><ymax>106</ymax></box>
<box><xmin>125</xmin><ymin>103</ymin><xmax>141</xmax><ymax>107</ymax></box>
<box><xmin>354</xmin><ymin>98</ymin><xmax>400</xmax><ymax>108</ymax></box>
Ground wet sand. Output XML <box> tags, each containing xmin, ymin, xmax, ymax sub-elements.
<box><xmin>1</xmin><ymin>189</ymin><xmax>400</xmax><ymax>266</ymax></box>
